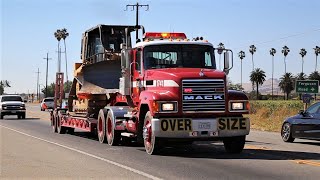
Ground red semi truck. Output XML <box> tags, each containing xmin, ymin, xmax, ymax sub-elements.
<box><xmin>51</xmin><ymin>24</ymin><xmax>250</xmax><ymax>155</ymax></box>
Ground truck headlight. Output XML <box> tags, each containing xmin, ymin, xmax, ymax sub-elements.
<box><xmin>231</xmin><ymin>102</ymin><xmax>244</xmax><ymax>110</ymax></box>
<box><xmin>229</xmin><ymin>101</ymin><xmax>249</xmax><ymax>112</ymax></box>
<box><xmin>162</xmin><ymin>103</ymin><xmax>174</xmax><ymax>111</ymax></box>
<box><xmin>157</xmin><ymin>102</ymin><xmax>177</xmax><ymax>112</ymax></box>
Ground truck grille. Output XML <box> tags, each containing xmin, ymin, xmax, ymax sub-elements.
<box><xmin>182</xmin><ymin>79</ymin><xmax>225</xmax><ymax>113</ymax></box>
<box><xmin>6</xmin><ymin>105</ymin><xmax>21</xmax><ymax>110</ymax></box>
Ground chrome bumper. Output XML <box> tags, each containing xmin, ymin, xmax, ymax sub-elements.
<box><xmin>152</xmin><ymin>117</ymin><xmax>250</xmax><ymax>138</ymax></box>
<box><xmin>1</xmin><ymin>109</ymin><xmax>26</xmax><ymax>113</ymax></box>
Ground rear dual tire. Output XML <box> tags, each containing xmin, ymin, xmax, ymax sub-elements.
<box><xmin>97</xmin><ymin>109</ymin><xmax>120</xmax><ymax>145</ymax></box>
<box><xmin>97</xmin><ymin>109</ymin><xmax>107</xmax><ymax>143</ymax></box>
<box><xmin>106</xmin><ymin>110</ymin><xmax>120</xmax><ymax>146</ymax></box>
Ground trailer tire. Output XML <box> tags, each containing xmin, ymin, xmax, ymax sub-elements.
<box><xmin>97</xmin><ymin>109</ymin><xmax>107</xmax><ymax>143</ymax></box>
<box><xmin>143</xmin><ymin>111</ymin><xmax>162</xmax><ymax>155</ymax></box>
<box><xmin>57</xmin><ymin>112</ymin><xmax>66</xmax><ymax>134</ymax></box>
<box><xmin>106</xmin><ymin>110</ymin><xmax>120</xmax><ymax>146</ymax></box>
<box><xmin>51</xmin><ymin>113</ymin><xmax>57</xmax><ymax>133</ymax></box>
<box><xmin>67</xmin><ymin>128</ymin><xmax>75</xmax><ymax>135</ymax></box>
<box><xmin>223</xmin><ymin>135</ymin><xmax>246</xmax><ymax>154</ymax></box>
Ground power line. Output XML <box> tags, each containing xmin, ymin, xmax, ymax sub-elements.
<box><xmin>43</xmin><ymin>53</ymin><xmax>52</xmax><ymax>98</ymax></box>
<box><xmin>35</xmin><ymin>68</ymin><xmax>40</xmax><ymax>102</ymax></box>
<box><xmin>236</xmin><ymin>28</ymin><xmax>320</xmax><ymax>49</ymax></box>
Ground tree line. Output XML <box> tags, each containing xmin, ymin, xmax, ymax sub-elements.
<box><xmin>224</xmin><ymin>44</ymin><xmax>320</xmax><ymax>100</ymax></box>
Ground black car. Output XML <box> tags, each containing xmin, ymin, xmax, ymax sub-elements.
<box><xmin>281</xmin><ymin>101</ymin><xmax>320</xmax><ymax>142</ymax></box>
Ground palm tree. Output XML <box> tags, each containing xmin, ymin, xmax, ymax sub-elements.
<box><xmin>296</xmin><ymin>72</ymin><xmax>307</xmax><ymax>100</ymax></box>
<box><xmin>279</xmin><ymin>73</ymin><xmax>294</xmax><ymax>100</ymax></box>
<box><xmin>217</xmin><ymin>42</ymin><xmax>225</xmax><ymax>70</ymax></box>
<box><xmin>54</xmin><ymin>29</ymin><xmax>62</xmax><ymax>72</ymax></box>
<box><xmin>0</xmin><ymin>80</ymin><xmax>11</xmax><ymax>95</ymax></box>
<box><xmin>238</xmin><ymin>51</ymin><xmax>245</xmax><ymax>88</ymax></box>
<box><xmin>314</xmin><ymin>46</ymin><xmax>320</xmax><ymax>72</ymax></box>
<box><xmin>281</xmin><ymin>46</ymin><xmax>290</xmax><ymax>74</ymax></box>
<box><xmin>249</xmin><ymin>45</ymin><xmax>256</xmax><ymax>71</ymax></box>
<box><xmin>309</xmin><ymin>71</ymin><xmax>320</xmax><ymax>81</ymax></box>
<box><xmin>309</xmin><ymin>71</ymin><xmax>320</xmax><ymax>100</ymax></box>
<box><xmin>296</xmin><ymin>72</ymin><xmax>307</xmax><ymax>80</ymax></box>
<box><xmin>299</xmin><ymin>48</ymin><xmax>307</xmax><ymax>73</ymax></box>
<box><xmin>250</xmin><ymin>68</ymin><xmax>266</xmax><ymax>100</ymax></box>
<box><xmin>61</xmin><ymin>28</ymin><xmax>69</xmax><ymax>88</ymax></box>
<box><xmin>270</xmin><ymin>48</ymin><xmax>276</xmax><ymax>99</ymax></box>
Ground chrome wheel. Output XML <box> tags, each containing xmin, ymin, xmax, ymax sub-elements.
<box><xmin>281</xmin><ymin>123</ymin><xmax>295</xmax><ymax>142</ymax></box>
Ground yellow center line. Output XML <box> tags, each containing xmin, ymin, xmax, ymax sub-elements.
<box><xmin>245</xmin><ymin>145</ymin><xmax>269</xmax><ymax>150</ymax></box>
<box><xmin>245</xmin><ymin>145</ymin><xmax>320</xmax><ymax>167</ymax></box>
<box><xmin>291</xmin><ymin>160</ymin><xmax>320</xmax><ymax>167</ymax></box>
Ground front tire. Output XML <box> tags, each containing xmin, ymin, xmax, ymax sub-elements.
<box><xmin>21</xmin><ymin>113</ymin><xmax>26</xmax><ymax>119</ymax></box>
<box><xmin>281</xmin><ymin>123</ymin><xmax>295</xmax><ymax>142</ymax></box>
<box><xmin>143</xmin><ymin>111</ymin><xmax>162</xmax><ymax>155</ymax></box>
<box><xmin>223</xmin><ymin>136</ymin><xmax>246</xmax><ymax>153</ymax></box>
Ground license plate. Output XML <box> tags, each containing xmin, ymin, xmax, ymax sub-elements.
<box><xmin>198</xmin><ymin>122</ymin><xmax>211</xmax><ymax>130</ymax></box>
<box><xmin>160</xmin><ymin>118</ymin><xmax>192</xmax><ymax>132</ymax></box>
<box><xmin>218</xmin><ymin>117</ymin><xmax>247</xmax><ymax>130</ymax></box>
<box><xmin>11</xmin><ymin>111</ymin><xmax>16</xmax><ymax>113</ymax></box>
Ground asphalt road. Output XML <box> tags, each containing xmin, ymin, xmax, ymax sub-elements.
<box><xmin>1</xmin><ymin>104</ymin><xmax>320</xmax><ymax>179</ymax></box>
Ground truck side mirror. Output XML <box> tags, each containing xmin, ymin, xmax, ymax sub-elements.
<box><xmin>223</xmin><ymin>52</ymin><xmax>230</xmax><ymax>75</ymax></box>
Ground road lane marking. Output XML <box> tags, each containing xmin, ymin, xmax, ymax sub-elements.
<box><xmin>245</xmin><ymin>145</ymin><xmax>269</xmax><ymax>150</ymax></box>
<box><xmin>292</xmin><ymin>160</ymin><xmax>320</xmax><ymax>167</ymax></box>
<box><xmin>245</xmin><ymin>144</ymin><xmax>320</xmax><ymax>167</ymax></box>
<box><xmin>0</xmin><ymin>125</ymin><xmax>162</xmax><ymax>180</ymax></box>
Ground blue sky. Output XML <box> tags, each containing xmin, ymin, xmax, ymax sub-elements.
<box><xmin>1</xmin><ymin>0</ymin><xmax>319</xmax><ymax>94</ymax></box>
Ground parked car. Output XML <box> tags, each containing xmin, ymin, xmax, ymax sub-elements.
<box><xmin>281</xmin><ymin>101</ymin><xmax>320</xmax><ymax>142</ymax></box>
<box><xmin>40</xmin><ymin>97</ymin><xmax>54</xmax><ymax>111</ymax></box>
<box><xmin>0</xmin><ymin>95</ymin><xmax>26</xmax><ymax>119</ymax></box>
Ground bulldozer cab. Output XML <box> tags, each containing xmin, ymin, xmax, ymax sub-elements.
<box><xmin>69</xmin><ymin>25</ymin><xmax>144</xmax><ymax>102</ymax></box>
<box><xmin>81</xmin><ymin>25</ymin><xmax>139</xmax><ymax>64</ymax></box>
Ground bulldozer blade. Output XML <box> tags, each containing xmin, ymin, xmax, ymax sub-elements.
<box><xmin>80</xmin><ymin>60</ymin><xmax>121</xmax><ymax>94</ymax></box>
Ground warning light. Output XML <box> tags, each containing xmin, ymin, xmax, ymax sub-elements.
<box><xmin>184</xmin><ymin>88</ymin><xmax>193</xmax><ymax>93</ymax></box>
<box><xmin>143</xmin><ymin>32</ymin><xmax>187</xmax><ymax>39</ymax></box>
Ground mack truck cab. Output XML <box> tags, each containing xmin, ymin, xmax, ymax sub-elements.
<box><xmin>120</xmin><ymin>32</ymin><xmax>250</xmax><ymax>154</ymax></box>
<box><xmin>53</xmin><ymin>25</ymin><xmax>250</xmax><ymax>155</ymax></box>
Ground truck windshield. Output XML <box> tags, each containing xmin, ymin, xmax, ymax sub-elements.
<box><xmin>1</xmin><ymin>96</ymin><xmax>22</xmax><ymax>102</ymax></box>
<box><xmin>143</xmin><ymin>44</ymin><xmax>216</xmax><ymax>70</ymax></box>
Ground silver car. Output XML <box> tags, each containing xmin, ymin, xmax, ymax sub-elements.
<box><xmin>40</xmin><ymin>97</ymin><xmax>54</xmax><ymax>111</ymax></box>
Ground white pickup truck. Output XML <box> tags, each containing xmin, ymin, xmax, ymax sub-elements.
<box><xmin>0</xmin><ymin>95</ymin><xmax>26</xmax><ymax>119</ymax></box>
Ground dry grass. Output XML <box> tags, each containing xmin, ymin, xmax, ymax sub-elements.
<box><xmin>246</xmin><ymin>100</ymin><xmax>304</xmax><ymax>132</ymax></box>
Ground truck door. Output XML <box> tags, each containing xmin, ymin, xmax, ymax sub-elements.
<box><xmin>131</xmin><ymin>48</ymin><xmax>143</xmax><ymax>103</ymax></box>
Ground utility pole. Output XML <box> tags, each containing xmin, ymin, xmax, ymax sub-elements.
<box><xmin>125</xmin><ymin>2</ymin><xmax>149</xmax><ymax>41</ymax></box>
<box><xmin>35</xmin><ymin>68</ymin><xmax>40</xmax><ymax>102</ymax></box>
<box><xmin>43</xmin><ymin>53</ymin><xmax>52</xmax><ymax>98</ymax></box>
